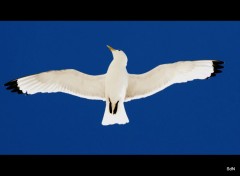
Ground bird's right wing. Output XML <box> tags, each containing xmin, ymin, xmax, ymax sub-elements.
<box><xmin>125</xmin><ymin>60</ymin><xmax>224</xmax><ymax>102</ymax></box>
<box><xmin>4</xmin><ymin>69</ymin><xmax>106</xmax><ymax>101</ymax></box>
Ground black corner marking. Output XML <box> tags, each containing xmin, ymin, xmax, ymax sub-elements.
<box><xmin>207</xmin><ymin>60</ymin><xmax>224</xmax><ymax>79</ymax></box>
<box><xmin>113</xmin><ymin>101</ymin><xmax>119</xmax><ymax>115</ymax></box>
<box><xmin>4</xmin><ymin>80</ymin><xmax>24</xmax><ymax>94</ymax></box>
<box><xmin>109</xmin><ymin>98</ymin><xmax>112</xmax><ymax>114</ymax></box>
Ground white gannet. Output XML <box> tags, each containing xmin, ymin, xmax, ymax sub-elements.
<box><xmin>4</xmin><ymin>45</ymin><xmax>224</xmax><ymax>126</ymax></box>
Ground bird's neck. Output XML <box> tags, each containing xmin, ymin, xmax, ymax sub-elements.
<box><xmin>107</xmin><ymin>60</ymin><xmax>127</xmax><ymax>75</ymax></box>
<box><xmin>111</xmin><ymin>59</ymin><xmax>127</xmax><ymax>68</ymax></box>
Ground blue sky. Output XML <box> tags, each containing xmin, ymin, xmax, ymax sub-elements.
<box><xmin>0</xmin><ymin>21</ymin><xmax>239</xmax><ymax>154</ymax></box>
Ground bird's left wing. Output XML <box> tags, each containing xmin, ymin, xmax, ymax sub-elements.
<box><xmin>125</xmin><ymin>60</ymin><xmax>224</xmax><ymax>102</ymax></box>
<box><xmin>4</xmin><ymin>69</ymin><xmax>106</xmax><ymax>101</ymax></box>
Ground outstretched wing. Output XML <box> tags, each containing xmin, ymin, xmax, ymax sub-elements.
<box><xmin>4</xmin><ymin>69</ymin><xmax>106</xmax><ymax>101</ymax></box>
<box><xmin>125</xmin><ymin>60</ymin><xmax>224</xmax><ymax>102</ymax></box>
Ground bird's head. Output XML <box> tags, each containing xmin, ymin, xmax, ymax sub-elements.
<box><xmin>107</xmin><ymin>45</ymin><xmax>128</xmax><ymax>66</ymax></box>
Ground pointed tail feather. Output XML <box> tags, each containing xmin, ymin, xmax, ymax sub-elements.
<box><xmin>102</xmin><ymin>101</ymin><xmax>129</xmax><ymax>126</ymax></box>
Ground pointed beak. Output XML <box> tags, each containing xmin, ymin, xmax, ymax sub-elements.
<box><xmin>107</xmin><ymin>45</ymin><xmax>115</xmax><ymax>52</ymax></box>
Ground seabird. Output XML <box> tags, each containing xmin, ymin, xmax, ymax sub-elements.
<box><xmin>4</xmin><ymin>45</ymin><xmax>224</xmax><ymax>126</ymax></box>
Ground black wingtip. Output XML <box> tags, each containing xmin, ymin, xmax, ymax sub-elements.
<box><xmin>213</xmin><ymin>60</ymin><xmax>224</xmax><ymax>64</ymax></box>
<box><xmin>207</xmin><ymin>60</ymin><xmax>224</xmax><ymax>79</ymax></box>
<box><xmin>4</xmin><ymin>79</ymin><xmax>24</xmax><ymax>94</ymax></box>
<box><xmin>4</xmin><ymin>80</ymin><xmax>14</xmax><ymax>86</ymax></box>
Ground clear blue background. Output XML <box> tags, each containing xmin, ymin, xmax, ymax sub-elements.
<box><xmin>0</xmin><ymin>22</ymin><xmax>239</xmax><ymax>154</ymax></box>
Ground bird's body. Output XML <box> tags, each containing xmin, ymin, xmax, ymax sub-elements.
<box><xmin>4</xmin><ymin>45</ymin><xmax>224</xmax><ymax>126</ymax></box>
<box><xmin>105</xmin><ymin>58</ymin><xmax>128</xmax><ymax>104</ymax></box>
<box><xmin>103</xmin><ymin>46</ymin><xmax>129</xmax><ymax>125</ymax></box>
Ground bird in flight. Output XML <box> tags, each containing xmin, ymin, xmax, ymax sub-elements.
<box><xmin>4</xmin><ymin>45</ymin><xmax>224</xmax><ymax>126</ymax></box>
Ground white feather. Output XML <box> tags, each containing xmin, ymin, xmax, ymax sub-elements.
<box><xmin>17</xmin><ymin>69</ymin><xmax>106</xmax><ymax>101</ymax></box>
<box><xmin>125</xmin><ymin>60</ymin><xmax>216</xmax><ymax>102</ymax></box>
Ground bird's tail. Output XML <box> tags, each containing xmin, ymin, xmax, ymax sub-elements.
<box><xmin>102</xmin><ymin>101</ymin><xmax>129</xmax><ymax>126</ymax></box>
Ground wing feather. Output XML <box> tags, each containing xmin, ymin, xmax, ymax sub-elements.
<box><xmin>5</xmin><ymin>69</ymin><xmax>106</xmax><ymax>101</ymax></box>
<box><xmin>125</xmin><ymin>60</ymin><xmax>224</xmax><ymax>102</ymax></box>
